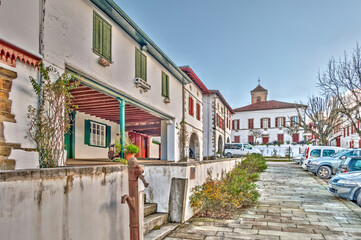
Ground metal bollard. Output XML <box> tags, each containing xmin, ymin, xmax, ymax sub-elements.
<box><xmin>121</xmin><ymin>157</ymin><xmax>149</xmax><ymax>240</ymax></box>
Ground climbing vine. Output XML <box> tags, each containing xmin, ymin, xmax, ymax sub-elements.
<box><xmin>27</xmin><ymin>63</ymin><xmax>79</xmax><ymax>168</ymax></box>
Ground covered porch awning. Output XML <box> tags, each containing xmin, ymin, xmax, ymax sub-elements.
<box><xmin>70</xmin><ymin>84</ymin><xmax>163</xmax><ymax>136</ymax></box>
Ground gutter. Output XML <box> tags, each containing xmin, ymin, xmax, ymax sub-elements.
<box><xmin>90</xmin><ymin>0</ymin><xmax>192</xmax><ymax>85</ymax></box>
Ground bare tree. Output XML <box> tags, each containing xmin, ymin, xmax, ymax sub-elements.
<box><xmin>250</xmin><ymin>129</ymin><xmax>263</xmax><ymax>144</ymax></box>
<box><xmin>318</xmin><ymin>43</ymin><xmax>361</xmax><ymax>138</ymax></box>
<box><xmin>292</xmin><ymin>96</ymin><xmax>341</xmax><ymax>145</ymax></box>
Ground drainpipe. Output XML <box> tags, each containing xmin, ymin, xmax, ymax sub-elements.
<box><xmin>118</xmin><ymin>98</ymin><xmax>125</xmax><ymax>158</ymax></box>
<box><xmin>182</xmin><ymin>84</ymin><xmax>185</xmax><ymax>160</ymax></box>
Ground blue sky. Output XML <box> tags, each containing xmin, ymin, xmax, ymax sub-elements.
<box><xmin>115</xmin><ymin>0</ymin><xmax>361</xmax><ymax>108</ymax></box>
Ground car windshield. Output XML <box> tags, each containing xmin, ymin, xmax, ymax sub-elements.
<box><xmin>331</xmin><ymin>150</ymin><xmax>348</xmax><ymax>158</ymax></box>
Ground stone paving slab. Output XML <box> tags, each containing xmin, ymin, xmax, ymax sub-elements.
<box><xmin>164</xmin><ymin>162</ymin><xmax>361</xmax><ymax>240</ymax></box>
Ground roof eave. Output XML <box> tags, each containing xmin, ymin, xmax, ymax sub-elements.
<box><xmin>90</xmin><ymin>0</ymin><xmax>191</xmax><ymax>85</ymax></box>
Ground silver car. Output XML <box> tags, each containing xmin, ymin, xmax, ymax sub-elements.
<box><xmin>307</xmin><ymin>149</ymin><xmax>361</xmax><ymax>179</ymax></box>
<box><xmin>328</xmin><ymin>171</ymin><xmax>361</xmax><ymax>207</ymax></box>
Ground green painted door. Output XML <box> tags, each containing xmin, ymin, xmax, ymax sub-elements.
<box><xmin>64</xmin><ymin>131</ymin><xmax>73</xmax><ymax>159</ymax></box>
<box><xmin>65</xmin><ymin>112</ymin><xmax>75</xmax><ymax>159</ymax></box>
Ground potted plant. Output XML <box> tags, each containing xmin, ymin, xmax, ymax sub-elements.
<box><xmin>125</xmin><ymin>144</ymin><xmax>139</xmax><ymax>160</ymax></box>
<box><xmin>216</xmin><ymin>150</ymin><xmax>221</xmax><ymax>158</ymax></box>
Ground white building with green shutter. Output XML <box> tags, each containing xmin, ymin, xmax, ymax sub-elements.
<box><xmin>39</xmin><ymin>0</ymin><xmax>192</xmax><ymax>162</ymax></box>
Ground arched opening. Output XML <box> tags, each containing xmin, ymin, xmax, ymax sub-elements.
<box><xmin>217</xmin><ymin>135</ymin><xmax>223</xmax><ymax>154</ymax></box>
<box><xmin>189</xmin><ymin>133</ymin><xmax>200</xmax><ymax>160</ymax></box>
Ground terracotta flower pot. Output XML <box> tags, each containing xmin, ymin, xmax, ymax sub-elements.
<box><xmin>125</xmin><ymin>153</ymin><xmax>135</xmax><ymax>160</ymax></box>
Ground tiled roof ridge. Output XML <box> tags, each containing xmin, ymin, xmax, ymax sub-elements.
<box><xmin>234</xmin><ymin>100</ymin><xmax>306</xmax><ymax>112</ymax></box>
<box><xmin>179</xmin><ymin>66</ymin><xmax>211</xmax><ymax>94</ymax></box>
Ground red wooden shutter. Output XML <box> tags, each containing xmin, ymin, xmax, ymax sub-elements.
<box><xmin>232</xmin><ymin>120</ymin><xmax>235</xmax><ymax>130</ymax></box>
<box><xmin>196</xmin><ymin>103</ymin><xmax>200</xmax><ymax>120</ymax></box>
<box><xmin>283</xmin><ymin>117</ymin><xmax>286</xmax><ymax>127</ymax></box>
<box><xmin>268</xmin><ymin>118</ymin><xmax>271</xmax><ymax>128</ymax></box>
<box><xmin>188</xmin><ymin>97</ymin><xmax>192</xmax><ymax>115</ymax></box>
<box><xmin>261</xmin><ymin>118</ymin><xmax>263</xmax><ymax>128</ymax></box>
<box><xmin>237</xmin><ymin>120</ymin><xmax>240</xmax><ymax>130</ymax></box>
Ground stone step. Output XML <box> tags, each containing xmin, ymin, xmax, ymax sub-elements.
<box><xmin>144</xmin><ymin>213</ymin><xmax>168</xmax><ymax>234</ymax></box>
<box><xmin>144</xmin><ymin>203</ymin><xmax>157</xmax><ymax>217</ymax></box>
<box><xmin>144</xmin><ymin>223</ymin><xmax>179</xmax><ymax>240</ymax></box>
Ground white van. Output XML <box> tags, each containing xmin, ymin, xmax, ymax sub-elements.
<box><xmin>300</xmin><ymin>146</ymin><xmax>345</xmax><ymax>169</ymax></box>
<box><xmin>224</xmin><ymin>143</ymin><xmax>261</xmax><ymax>158</ymax></box>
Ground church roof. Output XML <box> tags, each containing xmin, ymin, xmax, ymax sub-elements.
<box><xmin>251</xmin><ymin>84</ymin><xmax>267</xmax><ymax>92</ymax></box>
<box><xmin>234</xmin><ymin>100</ymin><xmax>306</xmax><ymax>112</ymax></box>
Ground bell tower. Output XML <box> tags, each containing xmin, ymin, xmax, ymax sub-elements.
<box><xmin>251</xmin><ymin>79</ymin><xmax>267</xmax><ymax>104</ymax></box>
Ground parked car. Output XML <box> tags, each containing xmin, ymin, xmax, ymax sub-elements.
<box><xmin>328</xmin><ymin>171</ymin><xmax>361</xmax><ymax>207</ymax></box>
<box><xmin>307</xmin><ymin>149</ymin><xmax>361</xmax><ymax>179</ymax></box>
<box><xmin>292</xmin><ymin>153</ymin><xmax>305</xmax><ymax>164</ymax></box>
<box><xmin>336</xmin><ymin>156</ymin><xmax>361</xmax><ymax>174</ymax></box>
<box><xmin>301</xmin><ymin>146</ymin><xmax>344</xmax><ymax>170</ymax></box>
<box><xmin>224</xmin><ymin>143</ymin><xmax>261</xmax><ymax>158</ymax></box>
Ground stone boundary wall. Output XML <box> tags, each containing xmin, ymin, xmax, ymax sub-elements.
<box><xmin>0</xmin><ymin>164</ymin><xmax>141</xmax><ymax>240</ymax></box>
<box><xmin>144</xmin><ymin>158</ymin><xmax>242</xmax><ymax>222</ymax></box>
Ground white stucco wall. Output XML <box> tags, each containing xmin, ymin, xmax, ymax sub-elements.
<box><xmin>0</xmin><ymin>0</ymin><xmax>40</xmax><ymax>55</ymax></box>
<box><xmin>203</xmin><ymin>94</ymin><xmax>232</xmax><ymax>158</ymax></box>
<box><xmin>144</xmin><ymin>158</ymin><xmax>241</xmax><ymax>222</ymax></box>
<box><xmin>74</xmin><ymin>112</ymin><xmax>120</xmax><ymax>159</ymax></box>
<box><xmin>0</xmin><ymin>164</ymin><xmax>145</xmax><ymax>240</ymax></box>
<box><xmin>232</xmin><ymin>108</ymin><xmax>305</xmax><ymax>144</ymax></box>
<box><xmin>0</xmin><ymin>0</ymin><xmax>41</xmax><ymax>169</ymax></box>
<box><xmin>0</xmin><ymin>63</ymin><xmax>39</xmax><ymax>169</ymax></box>
<box><xmin>42</xmin><ymin>0</ymin><xmax>184</xmax><ymax>160</ymax></box>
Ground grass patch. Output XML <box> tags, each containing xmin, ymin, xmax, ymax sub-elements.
<box><xmin>189</xmin><ymin>153</ymin><xmax>267</xmax><ymax>219</ymax></box>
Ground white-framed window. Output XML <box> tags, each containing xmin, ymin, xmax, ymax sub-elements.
<box><xmin>84</xmin><ymin>120</ymin><xmax>110</xmax><ymax>148</ymax></box>
<box><xmin>90</xmin><ymin>121</ymin><xmax>106</xmax><ymax>147</ymax></box>
<box><xmin>276</xmin><ymin>117</ymin><xmax>284</xmax><ymax>127</ymax></box>
<box><xmin>261</xmin><ymin>118</ymin><xmax>269</xmax><ymax>128</ymax></box>
<box><xmin>291</xmin><ymin>116</ymin><xmax>299</xmax><ymax>126</ymax></box>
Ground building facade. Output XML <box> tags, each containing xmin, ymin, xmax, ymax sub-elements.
<box><xmin>180</xmin><ymin>66</ymin><xmax>205</xmax><ymax>161</ymax></box>
<box><xmin>0</xmin><ymin>0</ymin><xmax>42</xmax><ymax>169</ymax></box>
<box><xmin>232</xmin><ymin>84</ymin><xmax>305</xmax><ymax>145</ymax></box>
<box><xmin>203</xmin><ymin>90</ymin><xmax>234</xmax><ymax>158</ymax></box>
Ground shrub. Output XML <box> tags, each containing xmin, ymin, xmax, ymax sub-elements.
<box><xmin>190</xmin><ymin>154</ymin><xmax>267</xmax><ymax>216</ymax></box>
<box><xmin>126</xmin><ymin>144</ymin><xmax>139</xmax><ymax>154</ymax></box>
<box><xmin>113</xmin><ymin>158</ymin><xmax>128</xmax><ymax>165</ymax></box>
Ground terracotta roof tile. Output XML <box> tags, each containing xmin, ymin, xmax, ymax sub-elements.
<box><xmin>234</xmin><ymin>100</ymin><xmax>306</xmax><ymax>112</ymax></box>
<box><xmin>179</xmin><ymin>66</ymin><xmax>211</xmax><ymax>94</ymax></box>
<box><xmin>251</xmin><ymin>84</ymin><xmax>267</xmax><ymax>92</ymax></box>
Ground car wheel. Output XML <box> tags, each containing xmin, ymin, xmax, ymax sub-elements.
<box><xmin>357</xmin><ymin>191</ymin><xmax>361</xmax><ymax>207</ymax></box>
<box><xmin>226</xmin><ymin>152</ymin><xmax>232</xmax><ymax>158</ymax></box>
<box><xmin>317</xmin><ymin>166</ymin><xmax>332</xmax><ymax>179</ymax></box>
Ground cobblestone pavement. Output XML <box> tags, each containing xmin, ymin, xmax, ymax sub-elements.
<box><xmin>165</xmin><ymin>162</ymin><xmax>361</xmax><ymax>240</ymax></box>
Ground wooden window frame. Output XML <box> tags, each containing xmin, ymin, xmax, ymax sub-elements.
<box><xmin>135</xmin><ymin>48</ymin><xmax>147</xmax><ymax>81</ymax></box>
<box><xmin>189</xmin><ymin>97</ymin><xmax>194</xmax><ymax>116</ymax></box>
<box><xmin>93</xmin><ymin>11</ymin><xmax>112</xmax><ymax>61</ymax></box>
<box><xmin>84</xmin><ymin>120</ymin><xmax>111</xmax><ymax>148</ymax></box>
<box><xmin>248</xmin><ymin>118</ymin><xmax>254</xmax><ymax>129</ymax></box>
<box><xmin>196</xmin><ymin>103</ymin><xmax>201</xmax><ymax>120</ymax></box>
<box><xmin>161</xmin><ymin>71</ymin><xmax>169</xmax><ymax>98</ymax></box>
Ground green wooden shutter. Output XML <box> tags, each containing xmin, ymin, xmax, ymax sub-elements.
<box><xmin>141</xmin><ymin>53</ymin><xmax>147</xmax><ymax>81</ymax></box>
<box><xmin>93</xmin><ymin>13</ymin><xmax>103</xmax><ymax>55</ymax></box>
<box><xmin>135</xmin><ymin>48</ymin><xmax>141</xmax><ymax>78</ymax></box>
<box><xmin>84</xmin><ymin>120</ymin><xmax>91</xmax><ymax>145</ymax></box>
<box><xmin>162</xmin><ymin>72</ymin><xmax>167</xmax><ymax>97</ymax></box>
<box><xmin>106</xmin><ymin>125</ymin><xmax>111</xmax><ymax>147</ymax></box>
<box><xmin>166</xmin><ymin>75</ymin><xmax>169</xmax><ymax>97</ymax></box>
<box><xmin>102</xmin><ymin>21</ymin><xmax>112</xmax><ymax>61</ymax></box>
